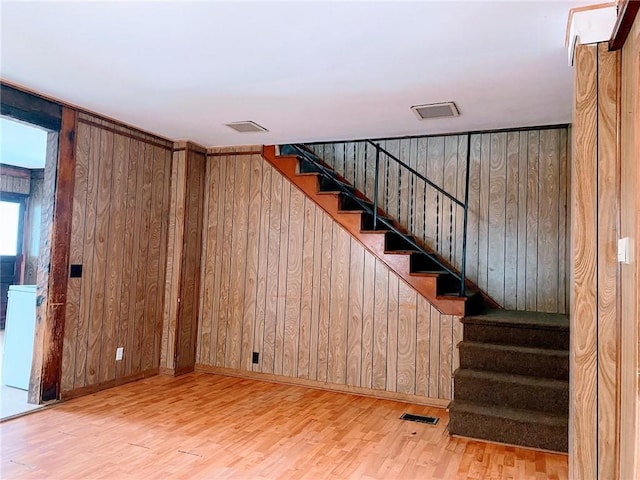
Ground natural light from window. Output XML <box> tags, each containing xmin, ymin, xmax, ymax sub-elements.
<box><xmin>0</xmin><ymin>201</ymin><xmax>20</xmax><ymax>255</ymax></box>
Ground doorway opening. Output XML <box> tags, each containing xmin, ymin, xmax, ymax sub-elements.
<box><xmin>0</xmin><ymin>115</ymin><xmax>51</xmax><ymax>420</ymax></box>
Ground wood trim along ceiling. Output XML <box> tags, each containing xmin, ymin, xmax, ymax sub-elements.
<box><xmin>609</xmin><ymin>0</ymin><xmax>640</xmax><ymax>50</ymax></box>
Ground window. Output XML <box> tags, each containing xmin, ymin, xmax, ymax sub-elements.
<box><xmin>0</xmin><ymin>201</ymin><xmax>21</xmax><ymax>255</ymax></box>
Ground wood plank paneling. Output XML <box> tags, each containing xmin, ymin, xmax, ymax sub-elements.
<box><xmin>618</xmin><ymin>15</ymin><xmax>640</xmax><ymax>480</ymax></box>
<box><xmin>61</xmin><ymin>113</ymin><xmax>172</xmax><ymax>395</ymax></box>
<box><xmin>309</xmin><ymin>126</ymin><xmax>569</xmax><ymax>313</ymax></box>
<box><xmin>570</xmin><ymin>44</ymin><xmax>599</xmax><ymax>480</ymax></box>
<box><xmin>595</xmin><ymin>42</ymin><xmax>620</xmax><ymax>480</ymax></box>
<box><xmin>197</xmin><ymin>149</ymin><xmax>463</xmax><ymax>402</ymax></box>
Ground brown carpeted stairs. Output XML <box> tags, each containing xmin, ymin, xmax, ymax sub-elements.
<box><xmin>449</xmin><ymin>309</ymin><xmax>569</xmax><ymax>452</ymax></box>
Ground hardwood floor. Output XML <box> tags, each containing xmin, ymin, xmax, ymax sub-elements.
<box><xmin>1</xmin><ymin>373</ymin><xmax>568</xmax><ymax>479</ymax></box>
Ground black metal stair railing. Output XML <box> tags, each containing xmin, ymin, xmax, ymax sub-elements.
<box><xmin>282</xmin><ymin>136</ymin><xmax>472</xmax><ymax>296</ymax></box>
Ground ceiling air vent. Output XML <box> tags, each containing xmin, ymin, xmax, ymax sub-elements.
<box><xmin>225</xmin><ymin>121</ymin><xmax>268</xmax><ymax>133</ymax></box>
<box><xmin>411</xmin><ymin>102</ymin><xmax>459</xmax><ymax>120</ymax></box>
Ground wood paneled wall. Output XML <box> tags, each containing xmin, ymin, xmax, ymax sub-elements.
<box><xmin>309</xmin><ymin>127</ymin><xmax>569</xmax><ymax>313</ymax></box>
<box><xmin>24</xmin><ymin>169</ymin><xmax>44</xmax><ymax>284</ymax></box>
<box><xmin>60</xmin><ymin>112</ymin><xmax>172</xmax><ymax>397</ymax></box>
<box><xmin>618</xmin><ymin>13</ymin><xmax>640</xmax><ymax>480</ymax></box>
<box><xmin>196</xmin><ymin>148</ymin><xmax>462</xmax><ymax>404</ymax></box>
<box><xmin>0</xmin><ymin>164</ymin><xmax>31</xmax><ymax>194</ymax></box>
<box><xmin>160</xmin><ymin>142</ymin><xmax>206</xmax><ymax>375</ymax></box>
<box><xmin>570</xmin><ymin>43</ymin><xmax>621</xmax><ymax>480</ymax></box>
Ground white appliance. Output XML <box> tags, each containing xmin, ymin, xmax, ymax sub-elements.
<box><xmin>2</xmin><ymin>284</ymin><xmax>36</xmax><ymax>390</ymax></box>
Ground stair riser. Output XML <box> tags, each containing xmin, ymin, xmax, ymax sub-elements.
<box><xmin>449</xmin><ymin>410</ymin><xmax>567</xmax><ymax>452</ymax></box>
<box><xmin>454</xmin><ymin>375</ymin><xmax>568</xmax><ymax>414</ymax></box>
<box><xmin>459</xmin><ymin>346</ymin><xmax>568</xmax><ymax>380</ymax></box>
<box><xmin>464</xmin><ymin>324</ymin><xmax>569</xmax><ymax>350</ymax></box>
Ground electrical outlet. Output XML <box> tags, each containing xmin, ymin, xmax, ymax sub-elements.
<box><xmin>252</xmin><ymin>352</ymin><xmax>259</xmax><ymax>364</ymax></box>
<box><xmin>116</xmin><ymin>347</ymin><xmax>124</xmax><ymax>361</ymax></box>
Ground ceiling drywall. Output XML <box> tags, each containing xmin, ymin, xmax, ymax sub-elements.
<box><xmin>0</xmin><ymin>1</ymin><xmax>594</xmax><ymax>147</ymax></box>
<box><xmin>0</xmin><ymin>117</ymin><xmax>48</xmax><ymax>169</ymax></box>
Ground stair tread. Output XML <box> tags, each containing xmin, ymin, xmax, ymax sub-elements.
<box><xmin>464</xmin><ymin>309</ymin><xmax>569</xmax><ymax>331</ymax></box>
<box><xmin>454</xmin><ymin>368</ymin><xmax>568</xmax><ymax>389</ymax></box>
<box><xmin>449</xmin><ymin>400</ymin><xmax>568</xmax><ymax>426</ymax></box>
<box><xmin>411</xmin><ymin>270</ymin><xmax>449</xmax><ymax>276</ymax></box>
<box><xmin>458</xmin><ymin>341</ymin><xmax>569</xmax><ymax>356</ymax></box>
<box><xmin>360</xmin><ymin>229</ymin><xmax>390</xmax><ymax>234</ymax></box>
<box><xmin>384</xmin><ymin>249</ymin><xmax>417</xmax><ymax>255</ymax></box>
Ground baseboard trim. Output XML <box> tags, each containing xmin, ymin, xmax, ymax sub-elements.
<box><xmin>60</xmin><ymin>368</ymin><xmax>159</xmax><ymax>400</ymax></box>
<box><xmin>194</xmin><ymin>364</ymin><xmax>450</xmax><ymax>408</ymax></box>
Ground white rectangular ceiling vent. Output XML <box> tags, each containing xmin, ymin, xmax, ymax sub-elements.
<box><xmin>411</xmin><ymin>102</ymin><xmax>459</xmax><ymax>120</ymax></box>
<box><xmin>225</xmin><ymin>121</ymin><xmax>268</xmax><ymax>133</ymax></box>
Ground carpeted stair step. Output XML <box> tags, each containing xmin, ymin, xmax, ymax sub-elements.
<box><xmin>463</xmin><ymin>310</ymin><xmax>569</xmax><ymax>350</ymax></box>
<box><xmin>448</xmin><ymin>400</ymin><xmax>568</xmax><ymax>452</ymax></box>
<box><xmin>454</xmin><ymin>368</ymin><xmax>568</xmax><ymax>414</ymax></box>
<box><xmin>458</xmin><ymin>341</ymin><xmax>568</xmax><ymax>380</ymax></box>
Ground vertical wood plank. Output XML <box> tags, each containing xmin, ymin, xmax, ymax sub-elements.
<box><xmin>99</xmin><ymin>131</ymin><xmax>128</xmax><ymax>383</ymax></box>
<box><xmin>596</xmin><ymin>42</ymin><xmax>620</xmax><ymax>480</ymax></box>
<box><xmin>372</xmin><ymin>259</ymin><xmax>388</xmax><ymax>390</ymax></box>
<box><xmin>226</xmin><ymin>155</ymin><xmax>250</xmax><ymax>369</ymax></box>
<box><xmin>428</xmin><ymin>306</ymin><xmax>441</xmax><ymax>398</ymax></box>
<box><xmin>526</xmin><ymin>130</ymin><xmax>540</xmax><ymax>311</ymax></box>
<box><xmin>274</xmin><ymin>181</ymin><xmax>291</xmax><ymax>375</ymax></box>
<box><xmin>328</xmin><ymin>225</ymin><xmax>350</xmax><ymax>384</ymax></box>
<box><xmin>415</xmin><ymin>296</ymin><xmax>431</xmax><ymax>397</ymax></box>
<box><xmin>141</xmin><ymin>144</ymin><xmax>161</xmax><ymax>372</ymax></box>
<box><xmin>297</xmin><ymin>198</ymin><xmax>315</xmax><ymax>379</ymax></box>
<box><xmin>346</xmin><ymin>240</ymin><xmax>364</xmax><ymax>387</ymax></box>
<box><xmin>317</xmin><ymin>214</ymin><xmax>333</xmax><ymax>383</ymax></box>
<box><xmin>558</xmin><ymin>129</ymin><xmax>568</xmax><ymax>314</ymax></box>
<box><xmin>386</xmin><ymin>272</ymin><xmax>399</xmax><ymax>393</ymax></box>
<box><xmin>210</xmin><ymin>157</ymin><xmax>227</xmax><ymax>368</ymax></box>
<box><xmin>396</xmin><ymin>280</ymin><xmax>417</xmax><ymax>395</ymax></box>
<box><xmin>465</xmin><ymin>134</ymin><xmax>482</xmax><ymax>287</ymax></box>
<box><xmin>439</xmin><ymin>314</ymin><xmax>453</xmax><ymax>400</ymax></box>
<box><xmin>503</xmin><ymin>132</ymin><xmax>520</xmax><ymax>310</ymax></box>
<box><xmin>308</xmin><ymin>206</ymin><xmax>323</xmax><ymax>380</ymax></box>
<box><xmin>487</xmin><ymin>133</ymin><xmax>507</xmax><ymax>306</ymax></box>
<box><xmin>253</xmin><ymin>162</ymin><xmax>272</xmax><ymax>372</ymax></box>
<box><xmin>217</xmin><ymin>155</ymin><xmax>236</xmax><ymax>367</ymax></box>
<box><xmin>537</xmin><ymin>130</ymin><xmax>560</xmax><ymax>312</ymax></box>
<box><xmin>61</xmin><ymin>121</ymin><xmax>89</xmax><ymax>392</ymax></box>
<box><xmin>197</xmin><ymin>155</ymin><xmax>213</xmax><ymax>365</ymax></box>
<box><xmin>86</xmin><ymin>128</ymin><xmax>113</xmax><ymax>386</ymax></box>
<box><xmin>570</xmin><ymin>43</ymin><xmax>598</xmax><ymax>480</ymax></box>
<box><xmin>516</xmin><ymin>132</ymin><xmax>529</xmax><ymax>310</ymax></box>
<box><xmin>262</xmin><ymin>171</ymin><xmax>282</xmax><ymax>373</ymax></box>
<box><xmin>283</xmin><ymin>188</ymin><xmax>304</xmax><ymax>377</ymax></box>
<box><xmin>360</xmin><ymin>250</ymin><xmax>375</xmax><ymax>389</ymax></box>
<box><xmin>240</xmin><ymin>154</ymin><xmax>263</xmax><ymax>370</ymax></box>
<box><xmin>125</xmin><ymin>140</ymin><xmax>146</xmax><ymax>376</ymax></box>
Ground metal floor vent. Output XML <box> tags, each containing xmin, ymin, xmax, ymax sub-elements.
<box><xmin>400</xmin><ymin>413</ymin><xmax>439</xmax><ymax>425</ymax></box>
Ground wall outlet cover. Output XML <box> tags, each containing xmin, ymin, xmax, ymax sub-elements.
<box><xmin>116</xmin><ymin>347</ymin><xmax>124</xmax><ymax>361</ymax></box>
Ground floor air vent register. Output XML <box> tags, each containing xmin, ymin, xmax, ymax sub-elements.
<box><xmin>400</xmin><ymin>413</ymin><xmax>439</xmax><ymax>425</ymax></box>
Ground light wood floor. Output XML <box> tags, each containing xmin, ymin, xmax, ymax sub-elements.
<box><xmin>1</xmin><ymin>373</ymin><xmax>568</xmax><ymax>479</ymax></box>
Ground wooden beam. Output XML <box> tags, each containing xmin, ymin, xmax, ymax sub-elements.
<box><xmin>609</xmin><ymin>0</ymin><xmax>640</xmax><ymax>50</ymax></box>
<box><xmin>29</xmin><ymin>107</ymin><xmax>77</xmax><ymax>403</ymax></box>
<box><xmin>0</xmin><ymin>83</ymin><xmax>62</xmax><ymax>131</ymax></box>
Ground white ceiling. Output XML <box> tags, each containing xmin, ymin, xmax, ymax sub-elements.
<box><xmin>0</xmin><ymin>1</ymin><xmax>594</xmax><ymax>147</ymax></box>
<box><xmin>0</xmin><ymin>117</ymin><xmax>48</xmax><ymax>169</ymax></box>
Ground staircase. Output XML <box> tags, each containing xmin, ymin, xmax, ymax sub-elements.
<box><xmin>449</xmin><ymin>310</ymin><xmax>569</xmax><ymax>452</ymax></box>
<box><xmin>263</xmin><ymin>144</ymin><xmax>483</xmax><ymax>316</ymax></box>
<box><xmin>263</xmin><ymin>143</ymin><xmax>569</xmax><ymax>453</ymax></box>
